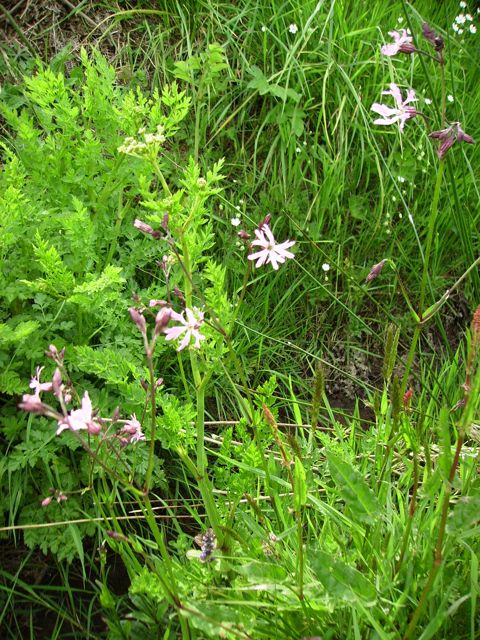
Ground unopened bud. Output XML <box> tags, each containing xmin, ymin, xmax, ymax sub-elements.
<box><xmin>197</xmin><ymin>177</ymin><xmax>207</xmax><ymax>189</ymax></box>
<box><xmin>45</xmin><ymin>344</ymin><xmax>58</xmax><ymax>359</ymax></box>
<box><xmin>366</xmin><ymin>259</ymin><xmax>387</xmax><ymax>283</ymax></box>
<box><xmin>112</xmin><ymin>406</ymin><xmax>121</xmax><ymax>423</ymax></box>
<box><xmin>149</xmin><ymin>299</ymin><xmax>168</xmax><ymax>308</ymax></box>
<box><xmin>133</xmin><ymin>219</ymin><xmax>162</xmax><ymax>238</ymax></box>
<box><xmin>238</xmin><ymin>230</ymin><xmax>251</xmax><ymax>240</ymax></box>
<box><xmin>129</xmin><ymin>307</ymin><xmax>147</xmax><ymax>335</ymax></box>
<box><xmin>161</xmin><ymin>213</ymin><xmax>169</xmax><ymax>231</ymax></box>
<box><xmin>155</xmin><ymin>377</ymin><xmax>164</xmax><ymax>389</ymax></box>
<box><xmin>173</xmin><ymin>287</ymin><xmax>185</xmax><ymax>303</ymax></box>
<box><xmin>52</xmin><ymin>368</ymin><xmax>63</xmax><ymax>397</ymax></box>
<box><xmin>41</xmin><ymin>496</ymin><xmax>53</xmax><ymax>507</ymax></box>
<box><xmin>155</xmin><ymin>308</ymin><xmax>171</xmax><ymax>335</ymax></box>
<box><xmin>259</xmin><ymin>214</ymin><xmax>271</xmax><ymax>230</ymax></box>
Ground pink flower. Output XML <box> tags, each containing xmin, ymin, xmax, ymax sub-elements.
<box><xmin>381</xmin><ymin>29</ymin><xmax>415</xmax><ymax>56</ymax></box>
<box><xmin>247</xmin><ymin>224</ymin><xmax>295</xmax><ymax>270</ymax></box>
<box><xmin>371</xmin><ymin>83</ymin><xmax>418</xmax><ymax>132</ymax></box>
<box><xmin>29</xmin><ymin>366</ymin><xmax>53</xmax><ymax>397</ymax></box>
<box><xmin>429</xmin><ymin>122</ymin><xmax>475</xmax><ymax>158</ymax></box>
<box><xmin>18</xmin><ymin>394</ymin><xmax>47</xmax><ymax>414</ymax></box>
<box><xmin>56</xmin><ymin>391</ymin><xmax>101</xmax><ymax>435</ymax></box>
<box><xmin>164</xmin><ymin>308</ymin><xmax>206</xmax><ymax>351</ymax></box>
<box><xmin>117</xmin><ymin>414</ymin><xmax>146</xmax><ymax>445</ymax></box>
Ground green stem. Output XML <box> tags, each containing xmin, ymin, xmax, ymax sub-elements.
<box><xmin>402</xmin><ymin>161</ymin><xmax>445</xmax><ymax>396</ymax></box>
<box><xmin>152</xmin><ymin>157</ymin><xmax>172</xmax><ymax>197</ymax></box>
<box><xmin>143</xmin><ymin>334</ymin><xmax>159</xmax><ymax>493</ymax></box>
<box><xmin>419</xmin><ymin>161</ymin><xmax>445</xmax><ymax>314</ymax></box>
<box><xmin>403</xmin><ymin>434</ymin><xmax>464</xmax><ymax>639</ymax></box>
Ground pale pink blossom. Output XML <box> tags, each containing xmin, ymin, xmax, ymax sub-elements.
<box><xmin>164</xmin><ymin>308</ymin><xmax>206</xmax><ymax>351</ymax></box>
<box><xmin>247</xmin><ymin>224</ymin><xmax>295</xmax><ymax>270</ymax></box>
<box><xmin>18</xmin><ymin>394</ymin><xmax>47</xmax><ymax>413</ymax></box>
<box><xmin>29</xmin><ymin>366</ymin><xmax>53</xmax><ymax>397</ymax></box>
<box><xmin>371</xmin><ymin>83</ymin><xmax>418</xmax><ymax>132</ymax></box>
<box><xmin>117</xmin><ymin>414</ymin><xmax>146</xmax><ymax>445</ymax></box>
<box><xmin>381</xmin><ymin>29</ymin><xmax>415</xmax><ymax>56</ymax></box>
<box><xmin>56</xmin><ymin>391</ymin><xmax>101</xmax><ymax>435</ymax></box>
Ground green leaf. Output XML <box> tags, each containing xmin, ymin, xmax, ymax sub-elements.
<box><xmin>327</xmin><ymin>451</ymin><xmax>381</xmax><ymax>524</ymax></box>
<box><xmin>309</xmin><ymin>549</ymin><xmax>376</xmax><ymax>603</ymax></box>
<box><xmin>446</xmin><ymin>494</ymin><xmax>480</xmax><ymax>535</ymax></box>
<box><xmin>247</xmin><ymin>66</ymin><xmax>271</xmax><ymax>95</ymax></box>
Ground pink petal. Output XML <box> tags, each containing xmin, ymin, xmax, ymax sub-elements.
<box><xmin>381</xmin><ymin>43</ymin><xmax>399</xmax><ymax>56</ymax></box>
<box><xmin>371</xmin><ymin>103</ymin><xmax>398</xmax><ymax>118</ymax></box>
<box><xmin>164</xmin><ymin>326</ymin><xmax>186</xmax><ymax>341</ymax></box>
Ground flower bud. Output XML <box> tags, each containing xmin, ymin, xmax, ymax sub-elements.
<box><xmin>129</xmin><ymin>307</ymin><xmax>147</xmax><ymax>335</ymax></box>
<box><xmin>155</xmin><ymin>308</ymin><xmax>172</xmax><ymax>335</ymax></box>
<box><xmin>41</xmin><ymin>496</ymin><xmax>53</xmax><ymax>508</ymax></box>
<box><xmin>366</xmin><ymin>259</ymin><xmax>387</xmax><ymax>283</ymax></box>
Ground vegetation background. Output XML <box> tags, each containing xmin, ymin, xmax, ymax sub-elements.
<box><xmin>0</xmin><ymin>0</ymin><xmax>479</xmax><ymax>638</ymax></box>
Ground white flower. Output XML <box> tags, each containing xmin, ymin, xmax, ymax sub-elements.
<box><xmin>459</xmin><ymin>1</ymin><xmax>467</xmax><ymax>8</ymax></box>
<box><xmin>261</xmin><ymin>25</ymin><xmax>267</xmax><ymax>32</ymax></box>
<box><xmin>452</xmin><ymin>22</ymin><xmax>460</xmax><ymax>32</ymax></box>
<box><xmin>231</xmin><ymin>217</ymin><xmax>241</xmax><ymax>226</ymax></box>
<box><xmin>424</xmin><ymin>98</ymin><xmax>432</xmax><ymax>105</ymax></box>
<box><xmin>456</xmin><ymin>14</ymin><xmax>466</xmax><ymax>24</ymax></box>
<box><xmin>466</xmin><ymin>13</ymin><xmax>473</xmax><ymax>21</ymax></box>
<box><xmin>447</xmin><ymin>94</ymin><xmax>454</xmax><ymax>102</ymax></box>
<box><xmin>469</xmin><ymin>24</ymin><xmax>477</xmax><ymax>33</ymax></box>
<box><xmin>296</xmin><ymin>147</ymin><xmax>301</xmax><ymax>153</ymax></box>
<box><xmin>322</xmin><ymin>263</ymin><xmax>330</xmax><ymax>272</ymax></box>
<box><xmin>398</xmin><ymin>176</ymin><xmax>406</xmax><ymax>183</ymax></box>
<box><xmin>288</xmin><ymin>23</ymin><xmax>298</xmax><ymax>34</ymax></box>
<box><xmin>397</xmin><ymin>16</ymin><xmax>403</xmax><ymax>23</ymax></box>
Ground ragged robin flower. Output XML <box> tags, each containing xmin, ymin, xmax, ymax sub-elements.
<box><xmin>371</xmin><ymin>83</ymin><xmax>418</xmax><ymax>132</ymax></box>
<box><xmin>247</xmin><ymin>223</ymin><xmax>296</xmax><ymax>270</ymax></box>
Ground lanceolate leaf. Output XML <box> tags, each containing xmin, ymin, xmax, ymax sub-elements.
<box><xmin>327</xmin><ymin>451</ymin><xmax>381</xmax><ymax>524</ymax></box>
<box><xmin>309</xmin><ymin>549</ymin><xmax>376</xmax><ymax>604</ymax></box>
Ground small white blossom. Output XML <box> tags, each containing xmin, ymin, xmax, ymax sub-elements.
<box><xmin>398</xmin><ymin>176</ymin><xmax>406</xmax><ymax>183</ymax></box>
<box><xmin>288</xmin><ymin>23</ymin><xmax>298</xmax><ymax>34</ymax></box>
<box><xmin>231</xmin><ymin>217</ymin><xmax>241</xmax><ymax>226</ymax></box>
<box><xmin>452</xmin><ymin>22</ymin><xmax>460</xmax><ymax>32</ymax></box>
<box><xmin>466</xmin><ymin>13</ymin><xmax>473</xmax><ymax>21</ymax></box>
<box><xmin>459</xmin><ymin>1</ymin><xmax>467</xmax><ymax>7</ymax></box>
<box><xmin>469</xmin><ymin>24</ymin><xmax>477</xmax><ymax>33</ymax></box>
<box><xmin>447</xmin><ymin>94</ymin><xmax>454</xmax><ymax>103</ymax></box>
<box><xmin>456</xmin><ymin>14</ymin><xmax>466</xmax><ymax>24</ymax></box>
<box><xmin>424</xmin><ymin>98</ymin><xmax>432</xmax><ymax>105</ymax></box>
<box><xmin>261</xmin><ymin>25</ymin><xmax>267</xmax><ymax>32</ymax></box>
<box><xmin>322</xmin><ymin>263</ymin><xmax>330</xmax><ymax>272</ymax></box>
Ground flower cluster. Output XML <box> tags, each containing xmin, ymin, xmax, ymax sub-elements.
<box><xmin>19</xmin><ymin>354</ymin><xmax>145</xmax><ymax>445</ymax></box>
<box><xmin>371</xmin><ymin>22</ymin><xmax>475</xmax><ymax>158</ymax></box>
<box><xmin>118</xmin><ymin>125</ymin><xmax>166</xmax><ymax>158</ymax></box>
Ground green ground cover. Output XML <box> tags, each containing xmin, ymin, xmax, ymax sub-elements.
<box><xmin>0</xmin><ymin>1</ymin><xmax>479</xmax><ymax>638</ymax></box>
